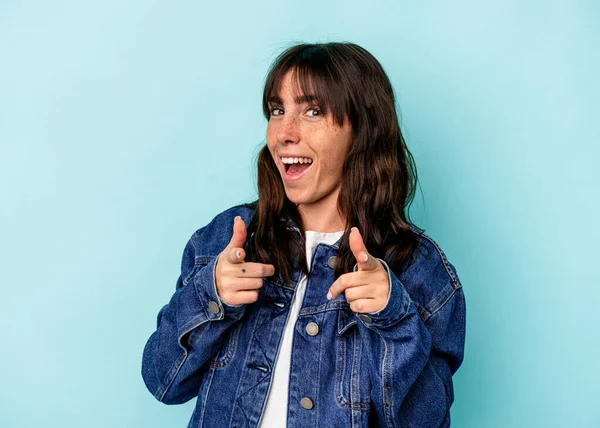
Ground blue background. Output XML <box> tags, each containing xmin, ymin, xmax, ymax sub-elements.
<box><xmin>1</xmin><ymin>1</ymin><xmax>598</xmax><ymax>427</ymax></box>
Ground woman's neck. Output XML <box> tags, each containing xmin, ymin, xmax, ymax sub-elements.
<box><xmin>297</xmin><ymin>199</ymin><xmax>346</xmax><ymax>233</ymax></box>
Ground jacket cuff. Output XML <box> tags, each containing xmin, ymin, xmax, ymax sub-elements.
<box><xmin>193</xmin><ymin>254</ymin><xmax>247</xmax><ymax>321</ymax></box>
<box><xmin>352</xmin><ymin>257</ymin><xmax>410</xmax><ymax>329</ymax></box>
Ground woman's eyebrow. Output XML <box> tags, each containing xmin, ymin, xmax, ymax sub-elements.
<box><xmin>268</xmin><ymin>94</ymin><xmax>318</xmax><ymax>105</ymax></box>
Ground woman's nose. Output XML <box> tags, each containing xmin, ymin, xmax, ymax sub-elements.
<box><xmin>276</xmin><ymin>114</ymin><xmax>300</xmax><ymax>144</ymax></box>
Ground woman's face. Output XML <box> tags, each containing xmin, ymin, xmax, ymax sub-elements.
<box><xmin>266</xmin><ymin>69</ymin><xmax>353</xmax><ymax>210</ymax></box>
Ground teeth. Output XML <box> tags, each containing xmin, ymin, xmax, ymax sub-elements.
<box><xmin>281</xmin><ymin>157</ymin><xmax>313</xmax><ymax>164</ymax></box>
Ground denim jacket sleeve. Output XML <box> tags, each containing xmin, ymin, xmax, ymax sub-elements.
<box><xmin>141</xmin><ymin>229</ymin><xmax>247</xmax><ymax>404</ymax></box>
<box><xmin>354</xmin><ymin>258</ymin><xmax>466</xmax><ymax>427</ymax></box>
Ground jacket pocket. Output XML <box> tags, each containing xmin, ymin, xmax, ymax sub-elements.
<box><xmin>335</xmin><ymin>308</ymin><xmax>372</xmax><ymax>410</ymax></box>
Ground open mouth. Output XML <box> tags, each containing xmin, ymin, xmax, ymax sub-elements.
<box><xmin>282</xmin><ymin>158</ymin><xmax>313</xmax><ymax>178</ymax></box>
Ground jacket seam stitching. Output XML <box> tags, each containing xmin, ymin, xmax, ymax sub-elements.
<box><xmin>299</xmin><ymin>302</ymin><xmax>354</xmax><ymax>316</ymax></box>
<box><xmin>179</xmin><ymin>317</ymin><xmax>210</xmax><ymax>341</ymax></box>
<box><xmin>335</xmin><ymin>324</ymin><xmax>371</xmax><ymax>410</ymax></box>
<box><xmin>415</xmin><ymin>233</ymin><xmax>461</xmax><ymax>286</ymax></box>
<box><xmin>426</xmin><ymin>287</ymin><xmax>459</xmax><ymax>321</ymax></box>
<box><xmin>208</xmin><ymin>321</ymin><xmax>242</xmax><ymax>368</ymax></box>
<box><xmin>198</xmin><ymin>367</ymin><xmax>216</xmax><ymax>427</ymax></box>
<box><xmin>382</xmin><ymin>337</ymin><xmax>395</xmax><ymax>428</ymax></box>
<box><xmin>157</xmin><ymin>350</ymin><xmax>188</xmax><ymax>402</ymax></box>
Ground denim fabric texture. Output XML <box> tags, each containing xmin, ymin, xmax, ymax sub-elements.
<box><xmin>141</xmin><ymin>204</ymin><xmax>466</xmax><ymax>428</ymax></box>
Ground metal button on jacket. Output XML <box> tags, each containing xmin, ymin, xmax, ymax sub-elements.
<box><xmin>327</xmin><ymin>255</ymin><xmax>337</xmax><ymax>269</ymax></box>
<box><xmin>358</xmin><ymin>313</ymin><xmax>373</xmax><ymax>324</ymax></box>
<box><xmin>300</xmin><ymin>397</ymin><xmax>314</xmax><ymax>409</ymax></box>
<box><xmin>305</xmin><ymin>322</ymin><xmax>319</xmax><ymax>336</ymax></box>
<box><xmin>208</xmin><ymin>301</ymin><xmax>220</xmax><ymax>314</ymax></box>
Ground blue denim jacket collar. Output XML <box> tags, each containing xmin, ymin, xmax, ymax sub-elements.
<box><xmin>280</xmin><ymin>213</ymin><xmax>343</xmax><ymax>247</ymax></box>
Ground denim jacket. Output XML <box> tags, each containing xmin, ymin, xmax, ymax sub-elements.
<box><xmin>141</xmin><ymin>204</ymin><xmax>466</xmax><ymax>428</ymax></box>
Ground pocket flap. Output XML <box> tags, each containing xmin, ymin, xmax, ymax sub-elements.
<box><xmin>337</xmin><ymin>308</ymin><xmax>357</xmax><ymax>336</ymax></box>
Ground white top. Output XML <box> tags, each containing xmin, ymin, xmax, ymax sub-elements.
<box><xmin>258</xmin><ymin>229</ymin><xmax>344</xmax><ymax>428</ymax></box>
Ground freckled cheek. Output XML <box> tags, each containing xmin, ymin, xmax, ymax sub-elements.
<box><xmin>266</xmin><ymin>129</ymin><xmax>275</xmax><ymax>146</ymax></box>
<box><xmin>320</xmin><ymin>151</ymin><xmax>345</xmax><ymax>178</ymax></box>
<box><xmin>320</xmin><ymin>158</ymin><xmax>336</xmax><ymax>175</ymax></box>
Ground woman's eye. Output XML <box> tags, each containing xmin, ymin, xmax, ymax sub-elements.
<box><xmin>268</xmin><ymin>106</ymin><xmax>322</xmax><ymax>118</ymax></box>
<box><xmin>307</xmin><ymin>106</ymin><xmax>322</xmax><ymax>117</ymax></box>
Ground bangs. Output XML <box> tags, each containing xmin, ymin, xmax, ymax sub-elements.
<box><xmin>262</xmin><ymin>49</ymin><xmax>350</xmax><ymax>128</ymax></box>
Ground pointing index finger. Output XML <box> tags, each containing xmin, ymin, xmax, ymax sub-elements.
<box><xmin>350</xmin><ymin>227</ymin><xmax>379</xmax><ymax>271</ymax></box>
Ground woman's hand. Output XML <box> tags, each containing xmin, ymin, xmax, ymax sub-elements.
<box><xmin>215</xmin><ymin>216</ymin><xmax>276</xmax><ymax>306</ymax></box>
<box><xmin>327</xmin><ymin>227</ymin><xmax>389</xmax><ymax>314</ymax></box>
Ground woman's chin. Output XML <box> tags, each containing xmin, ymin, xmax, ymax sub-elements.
<box><xmin>284</xmin><ymin>191</ymin><xmax>307</xmax><ymax>206</ymax></box>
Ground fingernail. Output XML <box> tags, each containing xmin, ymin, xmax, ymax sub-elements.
<box><xmin>327</xmin><ymin>291</ymin><xmax>332</xmax><ymax>300</ymax></box>
<box><xmin>362</xmin><ymin>253</ymin><xmax>368</xmax><ymax>262</ymax></box>
<box><xmin>235</xmin><ymin>216</ymin><xmax>240</xmax><ymax>223</ymax></box>
<box><xmin>236</xmin><ymin>250</ymin><xmax>241</xmax><ymax>259</ymax></box>
<box><xmin>351</xmin><ymin>227</ymin><xmax>358</xmax><ymax>233</ymax></box>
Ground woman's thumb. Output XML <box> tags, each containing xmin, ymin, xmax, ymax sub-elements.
<box><xmin>229</xmin><ymin>216</ymin><xmax>247</xmax><ymax>249</ymax></box>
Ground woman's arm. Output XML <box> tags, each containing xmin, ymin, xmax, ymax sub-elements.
<box><xmin>356</xmin><ymin>260</ymin><xmax>466</xmax><ymax>427</ymax></box>
<box><xmin>141</xmin><ymin>230</ymin><xmax>247</xmax><ymax>404</ymax></box>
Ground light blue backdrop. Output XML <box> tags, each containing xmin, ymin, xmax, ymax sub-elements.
<box><xmin>1</xmin><ymin>1</ymin><xmax>598</xmax><ymax>427</ymax></box>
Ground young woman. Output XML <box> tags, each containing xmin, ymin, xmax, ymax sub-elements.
<box><xmin>142</xmin><ymin>42</ymin><xmax>466</xmax><ymax>428</ymax></box>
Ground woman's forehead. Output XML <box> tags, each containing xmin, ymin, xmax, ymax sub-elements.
<box><xmin>268</xmin><ymin>92</ymin><xmax>319</xmax><ymax>105</ymax></box>
<box><xmin>271</xmin><ymin>72</ymin><xmax>315</xmax><ymax>100</ymax></box>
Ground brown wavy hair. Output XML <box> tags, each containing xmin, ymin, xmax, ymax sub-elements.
<box><xmin>241</xmin><ymin>41</ymin><xmax>424</xmax><ymax>284</ymax></box>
